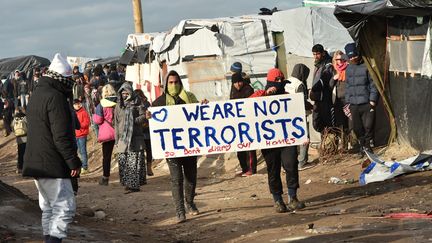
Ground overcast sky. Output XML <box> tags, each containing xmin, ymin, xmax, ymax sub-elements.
<box><xmin>0</xmin><ymin>0</ymin><xmax>302</xmax><ymax>60</ymax></box>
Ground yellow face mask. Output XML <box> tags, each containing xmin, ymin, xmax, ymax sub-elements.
<box><xmin>167</xmin><ymin>83</ymin><xmax>181</xmax><ymax>96</ymax></box>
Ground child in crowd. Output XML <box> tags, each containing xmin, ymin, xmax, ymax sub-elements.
<box><xmin>73</xmin><ymin>99</ymin><xmax>90</xmax><ymax>174</ymax></box>
<box><xmin>12</xmin><ymin>108</ymin><xmax>27</xmax><ymax>174</ymax></box>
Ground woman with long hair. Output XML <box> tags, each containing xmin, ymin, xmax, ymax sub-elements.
<box><xmin>93</xmin><ymin>84</ymin><xmax>117</xmax><ymax>185</ymax></box>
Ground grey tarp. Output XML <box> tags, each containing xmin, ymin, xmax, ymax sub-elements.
<box><xmin>271</xmin><ymin>7</ymin><xmax>353</xmax><ymax>58</ymax></box>
<box><xmin>0</xmin><ymin>55</ymin><xmax>50</xmax><ymax>79</ymax></box>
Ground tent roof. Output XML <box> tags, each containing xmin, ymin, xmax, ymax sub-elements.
<box><xmin>0</xmin><ymin>55</ymin><xmax>50</xmax><ymax>78</ymax></box>
<box><xmin>334</xmin><ymin>0</ymin><xmax>432</xmax><ymax>43</ymax></box>
<box><xmin>86</xmin><ymin>56</ymin><xmax>120</xmax><ymax>66</ymax></box>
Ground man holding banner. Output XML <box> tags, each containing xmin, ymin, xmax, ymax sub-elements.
<box><xmin>149</xmin><ymin>68</ymin><xmax>308</xmax><ymax>217</ymax></box>
<box><xmin>151</xmin><ymin>70</ymin><xmax>203</xmax><ymax>223</ymax></box>
<box><xmin>250</xmin><ymin>68</ymin><xmax>306</xmax><ymax>213</ymax></box>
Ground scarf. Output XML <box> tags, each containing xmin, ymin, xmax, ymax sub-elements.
<box><xmin>44</xmin><ymin>70</ymin><xmax>75</xmax><ymax>89</ymax></box>
<box><xmin>166</xmin><ymin>88</ymin><xmax>197</xmax><ymax>105</ymax></box>
<box><xmin>334</xmin><ymin>62</ymin><xmax>348</xmax><ymax>81</ymax></box>
<box><xmin>117</xmin><ymin>83</ymin><xmax>137</xmax><ymax>153</ymax></box>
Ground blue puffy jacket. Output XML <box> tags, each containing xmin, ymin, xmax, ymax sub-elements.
<box><xmin>345</xmin><ymin>62</ymin><xmax>378</xmax><ymax>105</ymax></box>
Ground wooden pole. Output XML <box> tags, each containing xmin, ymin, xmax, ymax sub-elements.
<box><xmin>132</xmin><ymin>0</ymin><xmax>144</xmax><ymax>33</ymax></box>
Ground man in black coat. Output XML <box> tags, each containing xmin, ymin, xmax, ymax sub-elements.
<box><xmin>23</xmin><ymin>53</ymin><xmax>81</xmax><ymax>243</ymax></box>
<box><xmin>310</xmin><ymin>44</ymin><xmax>334</xmax><ymax>134</ymax></box>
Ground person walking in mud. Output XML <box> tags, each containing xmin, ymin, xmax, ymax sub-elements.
<box><xmin>250</xmin><ymin>68</ymin><xmax>306</xmax><ymax>213</ymax></box>
<box><xmin>114</xmin><ymin>82</ymin><xmax>147</xmax><ymax>193</ymax></box>
<box><xmin>23</xmin><ymin>53</ymin><xmax>81</xmax><ymax>243</ymax></box>
<box><xmin>150</xmin><ymin>70</ymin><xmax>208</xmax><ymax>223</ymax></box>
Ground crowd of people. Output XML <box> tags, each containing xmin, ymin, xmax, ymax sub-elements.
<box><xmin>0</xmin><ymin>41</ymin><xmax>378</xmax><ymax>242</ymax></box>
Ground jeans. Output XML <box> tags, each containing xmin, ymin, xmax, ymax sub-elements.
<box><xmin>167</xmin><ymin>157</ymin><xmax>197</xmax><ymax>216</ymax></box>
<box><xmin>237</xmin><ymin>150</ymin><xmax>258</xmax><ymax>173</ymax></box>
<box><xmin>34</xmin><ymin>178</ymin><xmax>76</xmax><ymax>239</ymax></box>
<box><xmin>350</xmin><ymin>104</ymin><xmax>375</xmax><ymax>149</ymax></box>
<box><xmin>17</xmin><ymin>142</ymin><xmax>26</xmax><ymax>170</ymax></box>
<box><xmin>262</xmin><ymin>146</ymin><xmax>299</xmax><ymax>201</ymax></box>
<box><xmin>144</xmin><ymin>139</ymin><xmax>153</xmax><ymax>165</ymax></box>
<box><xmin>20</xmin><ymin>94</ymin><xmax>29</xmax><ymax>109</ymax></box>
<box><xmin>298</xmin><ymin>144</ymin><xmax>309</xmax><ymax>167</ymax></box>
<box><xmin>76</xmin><ymin>137</ymin><xmax>88</xmax><ymax>169</ymax></box>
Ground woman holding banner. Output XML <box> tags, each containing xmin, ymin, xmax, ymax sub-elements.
<box><xmin>250</xmin><ymin>68</ymin><xmax>306</xmax><ymax>213</ymax></box>
<box><xmin>151</xmin><ymin>70</ymin><xmax>207</xmax><ymax>223</ymax></box>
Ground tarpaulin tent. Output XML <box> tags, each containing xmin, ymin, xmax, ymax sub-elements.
<box><xmin>123</xmin><ymin>16</ymin><xmax>276</xmax><ymax>102</ymax></box>
<box><xmin>271</xmin><ymin>6</ymin><xmax>354</xmax><ymax>144</ymax></box>
<box><xmin>0</xmin><ymin>55</ymin><xmax>50</xmax><ymax>79</ymax></box>
<box><xmin>335</xmin><ymin>0</ymin><xmax>432</xmax><ymax>150</ymax></box>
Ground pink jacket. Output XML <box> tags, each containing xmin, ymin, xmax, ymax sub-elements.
<box><xmin>93</xmin><ymin>98</ymin><xmax>116</xmax><ymax>143</ymax></box>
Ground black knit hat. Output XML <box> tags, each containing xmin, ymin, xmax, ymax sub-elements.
<box><xmin>231</xmin><ymin>72</ymin><xmax>244</xmax><ymax>83</ymax></box>
<box><xmin>230</xmin><ymin>62</ymin><xmax>242</xmax><ymax>73</ymax></box>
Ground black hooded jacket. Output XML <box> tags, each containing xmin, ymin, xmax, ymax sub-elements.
<box><xmin>23</xmin><ymin>76</ymin><xmax>81</xmax><ymax>178</ymax></box>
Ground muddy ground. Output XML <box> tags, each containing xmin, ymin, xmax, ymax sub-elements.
<box><xmin>1</xmin><ymin>133</ymin><xmax>432</xmax><ymax>243</ymax></box>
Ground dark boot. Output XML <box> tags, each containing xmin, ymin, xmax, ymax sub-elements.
<box><xmin>288</xmin><ymin>197</ymin><xmax>306</xmax><ymax>211</ymax></box>
<box><xmin>187</xmin><ymin>202</ymin><xmax>199</xmax><ymax>216</ymax></box>
<box><xmin>147</xmin><ymin>161</ymin><xmax>154</xmax><ymax>176</ymax></box>
<box><xmin>98</xmin><ymin>176</ymin><xmax>109</xmax><ymax>186</ymax></box>
<box><xmin>47</xmin><ymin>236</ymin><xmax>62</xmax><ymax>243</ymax></box>
<box><xmin>274</xmin><ymin>200</ymin><xmax>288</xmax><ymax>213</ymax></box>
<box><xmin>176</xmin><ymin>212</ymin><xmax>186</xmax><ymax>223</ymax></box>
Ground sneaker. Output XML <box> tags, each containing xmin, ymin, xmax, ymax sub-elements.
<box><xmin>98</xmin><ymin>176</ymin><xmax>109</xmax><ymax>186</ymax></box>
<box><xmin>241</xmin><ymin>171</ymin><xmax>253</xmax><ymax>177</ymax></box>
<box><xmin>274</xmin><ymin>200</ymin><xmax>288</xmax><ymax>213</ymax></box>
<box><xmin>298</xmin><ymin>164</ymin><xmax>316</xmax><ymax>171</ymax></box>
<box><xmin>235</xmin><ymin>171</ymin><xmax>243</xmax><ymax>177</ymax></box>
<box><xmin>176</xmin><ymin>213</ymin><xmax>186</xmax><ymax>223</ymax></box>
<box><xmin>81</xmin><ymin>168</ymin><xmax>89</xmax><ymax>175</ymax></box>
<box><xmin>288</xmin><ymin>198</ymin><xmax>306</xmax><ymax>211</ymax></box>
<box><xmin>187</xmin><ymin>203</ymin><xmax>200</xmax><ymax>216</ymax></box>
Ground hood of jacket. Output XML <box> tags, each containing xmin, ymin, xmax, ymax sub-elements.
<box><xmin>291</xmin><ymin>64</ymin><xmax>310</xmax><ymax>84</ymax></box>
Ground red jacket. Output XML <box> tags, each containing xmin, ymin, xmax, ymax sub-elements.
<box><xmin>75</xmin><ymin>107</ymin><xmax>90</xmax><ymax>138</ymax></box>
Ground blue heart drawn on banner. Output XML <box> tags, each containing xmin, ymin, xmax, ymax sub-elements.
<box><xmin>152</xmin><ymin>108</ymin><xmax>168</xmax><ymax>122</ymax></box>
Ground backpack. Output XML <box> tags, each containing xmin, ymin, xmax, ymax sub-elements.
<box><xmin>14</xmin><ymin>116</ymin><xmax>27</xmax><ymax>137</ymax></box>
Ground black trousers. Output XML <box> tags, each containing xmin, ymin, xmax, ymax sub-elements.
<box><xmin>167</xmin><ymin>157</ymin><xmax>197</xmax><ymax>215</ymax></box>
<box><xmin>237</xmin><ymin>150</ymin><xmax>258</xmax><ymax>173</ymax></box>
<box><xmin>144</xmin><ymin>139</ymin><xmax>153</xmax><ymax>164</ymax></box>
<box><xmin>17</xmin><ymin>142</ymin><xmax>26</xmax><ymax>170</ymax></box>
<box><xmin>102</xmin><ymin>140</ymin><xmax>115</xmax><ymax>177</ymax></box>
<box><xmin>350</xmin><ymin>104</ymin><xmax>375</xmax><ymax>149</ymax></box>
<box><xmin>262</xmin><ymin>146</ymin><xmax>299</xmax><ymax>197</ymax></box>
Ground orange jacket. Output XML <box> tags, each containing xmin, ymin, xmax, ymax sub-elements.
<box><xmin>75</xmin><ymin>107</ymin><xmax>90</xmax><ymax>138</ymax></box>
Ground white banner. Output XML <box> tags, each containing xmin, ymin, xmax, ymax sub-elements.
<box><xmin>149</xmin><ymin>93</ymin><xmax>308</xmax><ymax>159</ymax></box>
